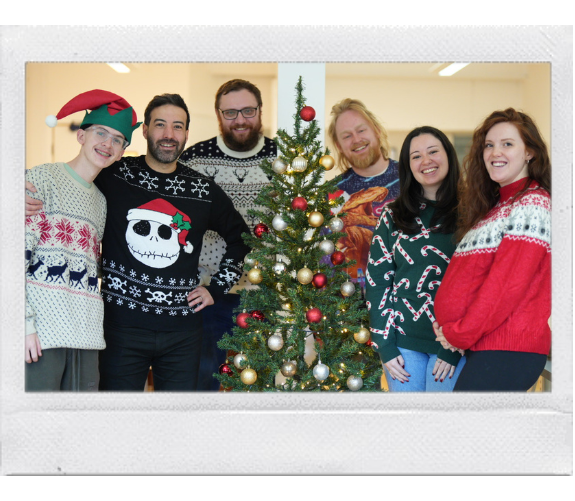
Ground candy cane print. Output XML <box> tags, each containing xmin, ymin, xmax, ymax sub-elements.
<box><xmin>427</xmin><ymin>280</ymin><xmax>441</xmax><ymax>290</ymax></box>
<box><xmin>366</xmin><ymin>300</ymin><xmax>371</xmax><ymax>311</ymax></box>
<box><xmin>370</xmin><ymin>308</ymin><xmax>395</xmax><ymax>339</ymax></box>
<box><xmin>381</xmin><ymin>210</ymin><xmax>392</xmax><ymax>229</ymax></box>
<box><xmin>409</xmin><ymin>217</ymin><xmax>430</xmax><ymax>241</ymax></box>
<box><xmin>392</xmin><ymin>311</ymin><xmax>406</xmax><ymax>336</ymax></box>
<box><xmin>392</xmin><ymin>232</ymin><xmax>414</xmax><ymax>264</ymax></box>
<box><xmin>378</xmin><ymin>286</ymin><xmax>391</xmax><ymax>309</ymax></box>
<box><xmin>421</xmin><ymin>245</ymin><xmax>451</xmax><ymax>263</ymax></box>
<box><xmin>416</xmin><ymin>265</ymin><xmax>441</xmax><ymax>292</ymax></box>
<box><xmin>384</xmin><ymin>270</ymin><xmax>395</xmax><ymax>281</ymax></box>
<box><xmin>401</xmin><ymin>298</ymin><xmax>417</xmax><ymax>318</ymax></box>
<box><xmin>416</xmin><ymin>292</ymin><xmax>436</xmax><ymax>322</ymax></box>
<box><xmin>393</xmin><ymin>278</ymin><xmax>410</xmax><ymax>294</ymax></box>
<box><xmin>369</xmin><ymin>234</ymin><xmax>393</xmax><ymax>265</ymax></box>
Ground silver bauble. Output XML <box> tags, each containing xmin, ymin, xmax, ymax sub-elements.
<box><xmin>340</xmin><ymin>281</ymin><xmax>356</xmax><ymax>297</ymax></box>
<box><xmin>313</xmin><ymin>363</ymin><xmax>330</xmax><ymax>381</ymax></box>
<box><xmin>347</xmin><ymin>375</ymin><xmax>363</xmax><ymax>391</ymax></box>
<box><xmin>272</xmin><ymin>158</ymin><xmax>288</xmax><ymax>174</ymax></box>
<box><xmin>244</xmin><ymin>253</ymin><xmax>257</xmax><ymax>267</ymax></box>
<box><xmin>319</xmin><ymin>239</ymin><xmax>335</xmax><ymax>255</ymax></box>
<box><xmin>280</xmin><ymin>361</ymin><xmax>297</xmax><ymax>377</ymax></box>
<box><xmin>291</xmin><ymin>156</ymin><xmax>307</xmax><ymax>172</ymax></box>
<box><xmin>233</xmin><ymin>353</ymin><xmax>248</xmax><ymax>369</ymax></box>
<box><xmin>272</xmin><ymin>262</ymin><xmax>286</xmax><ymax>274</ymax></box>
<box><xmin>272</xmin><ymin>214</ymin><xmax>288</xmax><ymax>231</ymax></box>
<box><xmin>267</xmin><ymin>335</ymin><xmax>284</xmax><ymax>351</ymax></box>
<box><xmin>329</xmin><ymin>217</ymin><xmax>344</xmax><ymax>233</ymax></box>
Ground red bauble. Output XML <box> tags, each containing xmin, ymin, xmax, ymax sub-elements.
<box><xmin>291</xmin><ymin>196</ymin><xmax>308</xmax><ymax>211</ymax></box>
<box><xmin>236</xmin><ymin>312</ymin><xmax>250</xmax><ymax>328</ymax></box>
<box><xmin>254</xmin><ymin>223</ymin><xmax>269</xmax><ymax>238</ymax></box>
<box><xmin>219</xmin><ymin>363</ymin><xmax>233</xmax><ymax>375</ymax></box>
<box><xmin>300</xmin><ymin>106</ymin><xmax>316</xmax><ymax>122</ymax></box>
<box><xmin>250</xmin><ymin>310</ymin><xmax>265</xmax><ymax>322</ymax></box>
<box><xmin>330</xmin><ymin>251</ymin><xmax>345</xmax><ymax>265</ymax></box>
<box><xmin>312</xmin><ymin>273</ymin><xmax>328</xmax><ymax>288</ymax></box>
<box><xmin>306</xmin><ymin>307</ymin><xmax>323</xmax><ymax>323</ymax></box>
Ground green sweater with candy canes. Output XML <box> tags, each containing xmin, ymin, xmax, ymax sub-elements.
<box><xmin>366</xmin><ymin>202</ymin><xmax>461</xmax><ymax>366</ymax></box>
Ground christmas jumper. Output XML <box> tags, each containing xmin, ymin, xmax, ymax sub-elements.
<box><xmin>434</xmin><ymin>178</ymin><xmax>551</xmax><ymax>354</ymax></box>
<box><xmin>94</xmin><ymin>155</ymin><xmax>250</xmax><ymax>331</ymax></box>
<box><xmin>25</xmin><ymin>162</ymin><xmax>106</xmax><ymax>350</ymax></box>
<box><xmin>328</xmin><ymin>160</ymin><xmax>400</xmax><ymax>281</ymax></box>
<box><xmin>366</xmin><ymin>201</ymin><xmax>461</xmax><ymax>366</ymax></box>
<box><xmin>179</xmin><ymin>135</ymin><xmax>276</xmax><ymax>292</ymax></box>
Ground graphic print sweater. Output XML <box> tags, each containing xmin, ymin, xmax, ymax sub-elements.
<box><xmin>95</xmin><ymin>155</ymin><xmax>250</xmax><ymax>331</ymax></box>
<box><xmin>179</xmin><ymin>135</ymin><xmax>276</xmax><ymax>292</ymax></box>
<box><xmin>25</xmin><ymin>163</ymin><xmax>106</xmax><ymax>350</ymax></box>
<box><xmin>434</xmin><ymin>179</ymin><xmax>551</xmax><ymax>354</ymax></box>
<box><xmin>365</xmin><ymin>202</ymin><xmax>460</xmax><ymax>365</ymax></box>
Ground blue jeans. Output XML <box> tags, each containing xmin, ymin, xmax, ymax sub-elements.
<box><xmin>384</xmin><ymin>346</ymin><xmax>467</xmax><ymax>392</ymax></box>
<box><xmin>197</xmin><ymin>293</ymin><xmax>241</xmax><ymax>391</ymax></box>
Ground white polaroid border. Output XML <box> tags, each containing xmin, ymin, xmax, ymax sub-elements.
<box><xmin>1</xmin><ymin>25</ymin><xmax>572</xmax><ymax>475</ymax></box>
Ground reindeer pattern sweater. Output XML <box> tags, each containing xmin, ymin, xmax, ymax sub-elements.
<box><xmin>25</xmin><ymin>163</ymin><xmax>106</xmax><ymax>350</ymax></box>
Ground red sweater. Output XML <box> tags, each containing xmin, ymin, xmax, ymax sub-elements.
<box><xmin>434</xmin><ymin>178</ymin><xmax>551</xmax><ymax>354</ymax></box>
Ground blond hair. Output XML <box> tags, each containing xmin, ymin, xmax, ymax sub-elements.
<box><xmin>327</xmin><ymin>98</ymin><xmax>390</xmax><ymax>172</ymax></box>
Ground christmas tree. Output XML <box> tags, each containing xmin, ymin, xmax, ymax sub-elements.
<box><xmin>216</xmin><ymin>77</ymin><xmax>383</xmax><ymax>391</ymax></box>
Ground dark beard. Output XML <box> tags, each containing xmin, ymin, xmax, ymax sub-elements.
<box><xmin>221</xmin><ymin>125</ymin><xmax>262</xmax><ymax>152</ymax></box>
<box><xmin>147</xmin><ymin>138</ymin><xmax>185</xmax><ymax>164</ymax></box>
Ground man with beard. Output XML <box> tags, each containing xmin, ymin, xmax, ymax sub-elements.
<box><xmin>179</xmin><ymin>79</ymin><xmax>276</xmax><ymax>391</ymax></box>
<box><xmin>26</xmin><ymin>93</ymin><xmax>250</xmax><ymax>391</ymax></box>
<box><xmin>326</xmin><ymin>98</ymin><xmax>400</xmax><ymax>295</ymax></box>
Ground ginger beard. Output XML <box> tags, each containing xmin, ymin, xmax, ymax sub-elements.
<box><xmin>219</xmin><ymin>114</ymin><xmax>263</xmax><ymax>152</ymax></box>
<box><xmin>342</xmin><ymin>138</ymin><xmax>382</xmax><ymax>171</ymax></box>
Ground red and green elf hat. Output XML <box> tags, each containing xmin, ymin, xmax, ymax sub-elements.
<box><xmin>45</xmin><ymin>89</ymin><xmax>141</xmax><ymax>145</ymax></box>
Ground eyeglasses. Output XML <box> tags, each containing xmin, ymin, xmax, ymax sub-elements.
<box><xmin>218</xmin><ymin>107</ymin><xmax>259</xmax><ymax>120</ymax></box>
<box><xmin>87</xmin><ymin>126</ymin><xmax>128</xmax><ymax>149</ymax></box>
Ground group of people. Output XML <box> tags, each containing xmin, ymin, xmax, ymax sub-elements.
<box><xmin>24</xmin><ymin>79</ymin><xmax>551</xmax><ymax>394</ymax></box>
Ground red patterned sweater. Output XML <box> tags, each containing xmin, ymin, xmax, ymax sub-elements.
<box><xmin>434</xmin><ymin>178</ymin><xmax>551</xmax><ymax>354</ymax></box>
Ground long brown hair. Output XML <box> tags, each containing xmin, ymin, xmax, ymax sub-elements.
<box><xmin>455</xmin><ymin>108</ymin><xmax>551</xmax><ymax>242</ymax></box>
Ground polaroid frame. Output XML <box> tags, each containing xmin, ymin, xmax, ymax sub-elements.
<box><xmin>1</xmin><ymin>25</ymin><xmax>572</xmax><ymax>475</ymax></box>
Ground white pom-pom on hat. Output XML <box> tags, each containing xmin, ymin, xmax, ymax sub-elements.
<box><xmin>45</xmin><ymin>115</ymin><xmax>58</xmax><ymax>128</ymax></box>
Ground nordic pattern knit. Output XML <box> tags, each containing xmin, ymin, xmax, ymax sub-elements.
<box><xmin>366</xmin><ymin>201</ymin><xmax>461</xmax><ymax>366</ymax></box>
<box><xmin>95</xmin><ymin>155</ymin><xmax>250</xmax><ymax>331</ymax></box>
<box><xmin>25</xmin><ymin>163</ymin><xmax>106</xmax><ymax>350</ymax></box>
<box><xmin>179</xmin><ymin>135</ymin><xmax>276</xmax><ymax>292</ymax></box>
<box><xmin>434</xmin><ymin>178</ymin><xmax>551</xmax><ymax>354</ymax></box>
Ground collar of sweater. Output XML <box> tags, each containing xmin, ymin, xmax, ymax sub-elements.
<box><xmin>216</xmin><ymin>134</ymin><xmax>266</xmax><ymax>159</ymax></box>
<box><xmin>499</xmin><ymin>176</ymin><xmax>537</xmax><ymax>202</ymax></box>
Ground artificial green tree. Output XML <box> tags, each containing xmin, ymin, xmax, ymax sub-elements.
<box><xmin>216</xmin><ymin>77</ymin><xmax>383</xmax><ymax>391</ymax></box>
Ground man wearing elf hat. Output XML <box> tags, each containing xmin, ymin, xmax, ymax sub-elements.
<box><xmin>25</xmin><ymin>89</ymin><xmax>141</xmax><ymax>391</ymax></box>
<box><xmin>27</xmin><ymin>92</ymin><xmax>250</xmax><ymax>392</ymax></box>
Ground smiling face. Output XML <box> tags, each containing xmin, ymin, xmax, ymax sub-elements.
<box><xmin>334</xmin><ymin>110</ymin><xmax>382</xmax><ymax>171</ymax></box>
<box><xmin>78</xmin><ymin>124</ymin><xmax>126</xmax><ymax>169</ymax></box>
<box><xmin>408</xmin><ymin>133</ymin><xmax>450</xmax><ymax>200</ymax></box>
<box><xmin>217</xmin><ymin>88</ymin><xmax>262</xmax><ymax>152</ymax></box>
<box><xmin>483</xmin><ymin>122</ymin><xmax>532</xmax><ymax>187</ymax></box>
<box><xmin>143</xmin><ymin>104</ymin><xmax>188</xmax><ymax>167</ymax></box>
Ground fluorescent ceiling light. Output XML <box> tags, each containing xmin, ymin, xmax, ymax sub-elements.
<box><xmin>439</xmin><ymin>63</ymin><xmax>470</xmax><ymax>77</ymax></box>
<box><xmin>107</xmin><ymin>63</ymin><xmax>130</xmax><ymax>74</ymax></box>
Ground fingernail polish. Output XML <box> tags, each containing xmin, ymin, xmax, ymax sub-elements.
<box><xmin>440</xmin><ymin>379</ymin><xmax>444</xmax><ymax>382</ymax></box>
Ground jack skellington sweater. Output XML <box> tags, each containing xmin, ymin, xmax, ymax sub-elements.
<box><xmin>95</xmin><ymin>155</ymin><xmax>250</xmax><ymax>331</ymax></box>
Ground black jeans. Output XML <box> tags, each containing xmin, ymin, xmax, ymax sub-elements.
<box><xmin>454</xmin><ymin>350</ymin><xmax>547</xmax><ymax>392</ymax></box>
<box><xmin>99</xmin><ymin>321</ymin><xmax>202</xmax><ymax>391</ymax></box>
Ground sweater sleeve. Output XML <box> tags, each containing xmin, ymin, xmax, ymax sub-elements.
<box><xmin>441</xmin><ymin>197</ymin><xmax>551</xmax><ymax>350</ymax></box>
<box><xmin>204</xmin><ymin>183</ymin><xmax>251</xmax><ymax>302</ymax></box>
<box><xmin>366</xmin><ymin>208</ymin><xmax>401</xmax><ymax>363</ymax></box>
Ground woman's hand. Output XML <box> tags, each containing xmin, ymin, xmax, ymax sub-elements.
<box><xmin>433</xmin><ymin>321</ymin><xmax>462</xmax><ymax>352</ymax></box>
<box><xmin>432</xmin><ymin>358</ymin><xmax>456</xmax><ymax>382</ymax></box>
<box><xmin>384</xmin><ymin>355</ymin><xmax>410</xmax><ymax>383</ymax></box>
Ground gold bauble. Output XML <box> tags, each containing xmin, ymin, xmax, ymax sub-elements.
<box><xmin>354</xmin><ymin>327</ymin><xmax>370</xmax><ymax>344</ymax></box>
<box><xmin>291</xmin><ymin>156</ymin><xmax>308</xmax><ymax>172</ymax></box>
<box><xmin>281</xmin><ymin>361</ymin><xmax>297</xmax><ymax>378</ymax></box>
<box><xmin>297</xmin><ymin>267</ymin><xmax>313</xmax><ymax>285</ymax></box>
<box><xmin>247</xmin><ymin>268</ymin><xmax>263</xmax><ymax>284</ymax></box>
<box><xmin>240</xmin><ymin>368</ymin><xmax>258</xmax><ymax>385</ymax></box>
<box><xmin>319</xmin><ymin>155</ymin><xmax>335</xmax><ymax>171</ymax></box>
<box><xmin>308</xmin><ymin>211</ymin><xmax>325</xmax><ymax>228</ymax></box>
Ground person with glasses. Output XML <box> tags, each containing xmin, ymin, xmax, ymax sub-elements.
<box><xmin>26</xmin><ymin>93</ymin><xmax>250</xmax><ymax>392</ymax></box>
<box><xmin>179</xmin><ymin>79</ymin><xmax>277</xmax><ymax>391</ymax></box>
<box><xmin>25</xmin><ymin>89</ymin><xmax>141</xmax><ymax>391</ymax></box>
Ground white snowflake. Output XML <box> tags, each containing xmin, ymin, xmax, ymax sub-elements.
<box><xmin>189</xmin><ymin>179</ymin><xmax>210</xmax><ymax>197</ymax></box>
<box><xmin>129</xmin><ymin>285</ymin><xmax>141</xmax><ymax>298</ymax></box>
<box><xmin>166</xmin><ymin>176</ymin><xmax>185</xmax><ymax>195</ymax></box>
<box><xmin>180</xmin><ymin>278</ymin><xmax>186</xmax><ymax>286</ymax></box>
<box><xmin>119</xmin><ymin>265</ymin><xmax>125</xmax><ymax>272</ymax></box>
<box><xmin>119</xmin><ymin>163</ymin><xmax>135</xmax><ymax>179</ymax></box>
<box><xmin>116</xmin><ymin>298</ymin><xmax>123</xmax><ymax>306</ymax></box>
<box><xmin>102</xmin><ymin>258</ymin><xmax>107</xmax><ymax>266</ymax></box>
<box><xmin>130</xmin><ymin>270</ymin><xmax>137</xmax><ymax>277</ymax></box>
<box><xmin>142</xmin><ymin>274</ymin><xmax>149</xmax><ymax>281</ymax></box>
<box><xmin>169</xmin><ymin>278</ymin><xmax>176</xmax><ymax>285</ymax></box>
<box><xmin>155</xmin><ymin>308</ymin><xmax>163</xmax><ymax>314</ymax></box>
<box><xmin>139</xmin><ymin>171</ymin><xmax>159</xmax><ymax>190</ymax></box>
<box><xmin>129</xmin><ymin>302</ymin><xmax>136</xmax><ymax>309</ymax></box>
<box><xmin>142</xmin><ymin>306</ymin><xmax>149</xmax><ymax>312</ymax></box>
<box><xmin>175</xmin><ymin>292</ymin><xmax>187</xmax><ymax>303</ymax></box>
<box><xmin>155</xmin><ymin>276</ymin><xmax>163</xmax><ymax>284</ymax></box>
<box><xmin>182</xmin><ymin>309</ymin><xmax>189</xmax><ymax>316</ymax></box>
<box><xmin>110</xmin><ymin>261</ymin><xmax>116</xmax><ymax>268</ymax></box>
<box><xmin>169</xmin><ymin>310</ymin><xmax>177</xmax><ymax>316</ymax></box>
<box><xmin>106</xmin><ymin>295</ymin><xmax>113</xmax><ymax>302</ymax></box>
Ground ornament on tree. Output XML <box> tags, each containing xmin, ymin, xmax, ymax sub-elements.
<box><xmin>299</xmin><ymin>106</ymin><xmax>316</xmax><ymax>122</ymax></box>
<box><xmin>297</xmin><ymin>267</ymin><xmax>313</xmax><ymax>285</ymax></box>
<box><xmin>329</xmin><ymin>217</ymin><xmax>344</xmax><ymax>233</ymax></box>
<box><xmin>319</xmin><ymin>239</ymin><xmax>335</xmax><ymax>255</ymax></box>
<box><xmin>236</xmin><ymin>312</ymin><xmax>250</xmax><ymax>328</ymax></box>
<box><xmin>291</xmin><ymin>196</ymin><xmax>308</xmax><ymax>211</ymax></box>
<box><xmin>250</xmin><ymin>310</ymin><xmax>265</xmax><ymax>322</ymax></box>
<box><xmin>306</xmin><ymin>307</ymin><xmax>323</xmax><ymax>323</ymax></box>
<box><xmin>240</xmin><ymin>368</ymin><xmax>257</xmax><ymax>385</ymax></box>
<box><xmin>312</xmin><ymin>273</ymin><xmax>327</xmax><ymax>289</ymax></box>
<box><xmin>280</xmin><ymin>361</ymin><xmax>297</xmax><ymax>377</ymax></box>
<box><xmin>340</xmin><ymin>281</ymin><xmax>356</xmax><ymax>297</ymax></box>
<box><xmin>313</xmin><ymin>362</ymin><xmax>330</xmax><ymax>381</ymax></box>
<box><xmin>319</xmin><ymin>154</ymin><xmax>335</xmax><ymax>171</ymax></box>
<box><xmin>234</xmin><ymin>353</ymin><xmax>248</xmax><ymax>369</ymax></box>
<box><xmin>330</xmin><ymin>251</ymin><xmax>345</xmax><ymax>266</ymax></box>
<box><xmin>354</xmin><ymin>327</ymin><xmax>370</xmax><ymax>344</ymax></box>
<box><xmin>254</xmin><ymin>223</ymin><xmax>269</xmax><ymax>238</ymax></box>
<box><xmin>272</xmin><ymin>214</ymin><xmax>288</xmax><ymax>231</ymax></box>
<box><xmin>244</xmin><ymin>253</ymin><xmax>257</xmax><ymax>267</ymax></box>
<box><xmin>366</xmin><ymin>339</ymin><xmax>376</xmax><ymax>348</ymax></box>
<box><xmin>247</xmin><ymin>268</ymin><xmax>263</xmax><ymax>284</ymax></box>
<box><xmin>347</xmin><ymin>375</ymin><xmax>364</xmax><ymax>391</ymax></box>
<box><xmin>272</xmin><ymin>158</ymin><xmax>288</xmax><ymax>174</ymax></box>
<box><xmin>291</xmin><ymin>156</ymin><xmax>308</xmax><ymax>172</ymax></box>
<box><xmin>272</xmin><ymin>261</ymin><xmax>286</xmax><ymax>274</ymax></box>
<box><xmin>308</xmin><ymin>211</ymin><xmax>324</xmax><ymax>228</ymax></box>
<box><xmin>267</xmin><ymin>334</ymin><xmax>284</xmax><ymax>351</ymax></box>
<box><xmin>219</xmin><ymin>363</ymin><xmax>233</xmax><ymax>375</ymax></box>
